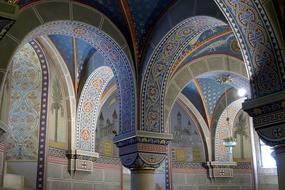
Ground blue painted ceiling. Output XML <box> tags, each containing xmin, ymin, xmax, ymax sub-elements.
<box><xmin>127</xmin><ymin>0</ymin><xmax>174</xmax><ymax>48</ymax></box>
<box><xmin>16</xmin><ymin>0</ymin><xmax>231</xmax><ymax>64</ymax></box>
<box><xmin>17</xmin><ymin>0</ymin><xmax>177</xmax><ymax>54</ymax></box>
<box><xmin>197</xmin><ymin>78</ymin><xmax>231</xmax><ymax>118</ymax></box>
<box><xmin>181</xmin><ymin>73</ymin><xmax>249</xmax><ymax>128</ymax></box>
<box><xmin>49</xmin><ymin>34</ymin><xmax>107</xmax><ymax>85</ymax></box>
<box><xmin>182</xmin><ymin>80</ymin><xmax>207</xmax><ymax>123</ymax></box>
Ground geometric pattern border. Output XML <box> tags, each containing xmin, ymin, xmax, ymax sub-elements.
<box><xmin>29</xmin><ymin>40</ymin><xmax>49</xmax><ymax>190</ymax></box>
<box><xmin>76</xmin><ymin>66</ymin><xmax>114</xmax><ymax>152</ymax></box>
<box><xmin>214</xmin><ymin>0</ymin><xmax>285</xmax><ymax>97</ymax></box>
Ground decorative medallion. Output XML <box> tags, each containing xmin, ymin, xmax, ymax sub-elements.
<box><xmin>81</xmin><ymin>128</ymin><xmax>91</xmax><ymax>141</ymax></box>
<box><xmin>83</xmin><ymin>101</ymin><xmax>93</xmax><ymax>113</ymax></box>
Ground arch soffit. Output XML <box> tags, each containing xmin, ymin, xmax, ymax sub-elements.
<box><xmin>214</xmin><ymin>98</ymin><xmax>246</xmax><ymax>161</ymax></box>
<box><xmin>76</xmin><ymin>66</ymin><xmax>114</xmax><ymax>152</ymax></box>
<box><xmin>214</xmin><ymin>0</ymin><xmax>284</xmax><ymax>97</ymax></box>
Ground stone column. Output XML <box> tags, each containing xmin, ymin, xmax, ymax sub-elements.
<box><xmin>131</xmin><ymin>169</ymin><xmax>155</xmax><ymax>190</ymax></box>
<box><xmin>243</xmin><ymin>91</ymin><xmax>285</xmax><ymax>190</ymax></box>
<box><xmin>273</xmin><ymin>145</ymin><xmax>285</xmax><ymax>190</ymax></box>
<box><xmin>114</xmin><ymin>130</ymin><xmax>172</xmax><ymax>190</ymax></box>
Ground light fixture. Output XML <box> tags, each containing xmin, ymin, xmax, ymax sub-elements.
<box><xmin>216</xmin><ymin>74</ymin><xmax>236</xmax><ymax>155</ymax></box>
<box><xmin>237</xmin><ymin>88</ymin><xmax>246</xmax><ymax>97</ymax></box>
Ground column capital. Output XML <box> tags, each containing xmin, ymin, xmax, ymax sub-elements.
<box><xmin>114</xmin><ymin>131</ymin><xmax>172</xmax><ymax>170</ymax></box>
<box><xmin>273</xmin><ymin>144</ymin><xmax>285</xmax><ymax>155</ymax></box>
<box><xmin>243</xmin><ymin>90</ymin><xmax>285</xmax><ymax>146</ymax></box>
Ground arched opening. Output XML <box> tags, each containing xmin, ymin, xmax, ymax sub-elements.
<box><xmin>0</xmin><ymin>1</ymin><xmax>283</xmax><ymax>190</ymax></box>
<box><xmin>0</xmin><ymin>9</ymin><xmax>136</xmax><ymax>188</ymax></box>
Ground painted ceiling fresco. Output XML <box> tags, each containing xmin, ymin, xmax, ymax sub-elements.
<box><xmin>15</xmin><ymin>0</ymin><xmax>225</xmax><ymax>56</ymax></box>
<box><xmin>175</xmin><ymin>26</ymin><xmax>242</xmax><ymax>73</ymax></box>
<box><xmin>49</xmin><ymin>35</ymin><xmax>97</xmax><ymax>83</ymax></box>
<box><xmin>16</xmin><ymin>0</ymin><xmax>174</xmax><ymax>50</ymax></box>
<box><xmin>197</xmin><ymin>78</ymin><xmax>231</xmax><ymax>117</ymax></box>
<box><xmin>48</xmin><ymin>34</ymin><xmax>113</xmax><ymax>95</ymax></box>
<box><xmin>181</xmin><ymin>73</ymin><xmax>249</xmax><ymax>128</ymax></box>
<box><xmin>181</xmin><ymin>80</ymin><xmax>207</xmax><ymax>122</ymax></box>
<box><xmin>127</xmin><ymin>0</ymin><xmax>173</xmax><ymax>48</ymax></box>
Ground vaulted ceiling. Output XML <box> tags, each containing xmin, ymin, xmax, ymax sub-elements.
<box><xmin>12</xmin><ymin>0</ymin><xmax>227</xmax><ymax>64</ymax></box>
<box><xmin>15</xmin><ymin>0</ymin><xmax>176</xmax><ymax>56</ymax></box>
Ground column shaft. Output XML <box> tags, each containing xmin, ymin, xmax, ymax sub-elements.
<box><xmin>273</xmin><ymin>145</ymin><xmax>285</xmax><ymax>190</ymax></box>
<box><xmin>131</xmin><ymin>169</ymin><xmax>155</xmax><ymax>190</ymax></box>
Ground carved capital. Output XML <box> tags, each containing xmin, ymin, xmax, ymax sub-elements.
<box><xmin>114</xmin><ymin>130</ymin><xmax>172</xmax><ymax>170</ymax></box>
<box><xmin>243</xmin><ymin>91</ymin><xmax>285</xmax><ymax>146</ymax></box>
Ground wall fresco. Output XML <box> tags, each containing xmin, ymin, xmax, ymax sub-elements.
<box><xmin>233</xmin><ymin>110</ymin><xmax>251</xmax><ymax>162</ymax></box>
<box><xmin>170</xmin><ymin>102</ymin><xmax>205</xmax><ymax>162</ymax></box>
<box><xmin>48</xmin><ymin>69</ymin><xmax>67</xmax><ymax>150</ymax></box>
<box><xmin>6</xmin><ymin>43</ymin><xmax>42</xmax><ymax>160</ymax></box>
<box><xmin>96</xmin><ymin>92</ymin><xmax>119</xmax><ymax>157</ymax></box>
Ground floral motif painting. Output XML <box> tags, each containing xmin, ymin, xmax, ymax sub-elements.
<box><xmin>6</xmin><ymin>43</ymin><xmax>42</xmax><ymax>160</ymax></box>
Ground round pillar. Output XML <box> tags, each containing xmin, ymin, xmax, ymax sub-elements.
<box><xmin>273</xmin><ymin>144</ymin><xmax>285</xmax><ymax>190</ymax></box>
<box><xmin>131</xmin><ymin>169</ymin><xmax>155</xmax><ymax>190</ymax></box>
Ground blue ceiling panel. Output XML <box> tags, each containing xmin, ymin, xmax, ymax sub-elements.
<box><xmin>182</xmin><ymin>80</ymin><xmax>207</xmax><ymax>123</ymax></box>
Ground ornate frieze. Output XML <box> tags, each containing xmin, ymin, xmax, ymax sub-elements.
<box><xmin>243</xmin><ymin>91</ymin><xmax>285</xmax><ymax>146</ymax></box>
